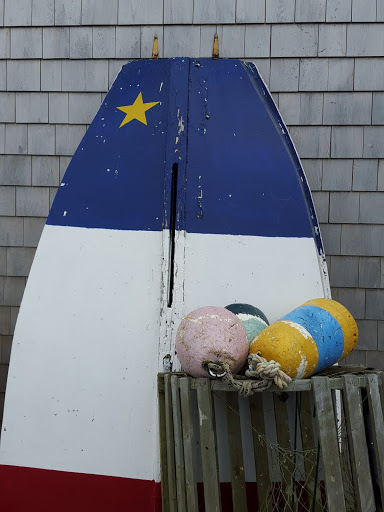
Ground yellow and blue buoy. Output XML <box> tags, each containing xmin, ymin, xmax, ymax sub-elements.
<box><xmin>249</xmin><ymin>298</ymin><xmax>358</xmax><ymax>379</ymax></box>
<box><xmin>225</xmin><ymin>303</ymin><xmax>269</xmax><ymax>345</ymax></box>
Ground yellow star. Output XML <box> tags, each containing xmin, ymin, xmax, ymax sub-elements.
<box><xmin>117</xmin><ymin>92</ymin><xmax>159</xmax><ymax>128</ymax></box>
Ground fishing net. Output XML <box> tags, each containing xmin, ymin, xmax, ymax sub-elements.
<box><xmin>211</xmin><ymin>387</ymin><xmax>360</xmax><ymax>512</ymax></box>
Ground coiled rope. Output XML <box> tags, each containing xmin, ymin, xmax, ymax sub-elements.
<box><xmin>203</xmin><ymin>353</ymin><xmax>292</xmax><ymax>396</ymax></box>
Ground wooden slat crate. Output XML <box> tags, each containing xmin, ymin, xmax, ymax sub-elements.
<box><xmin>158</xmin><ymin>368</ymin><xmax>384</xmax><ymax>512</ymax></box>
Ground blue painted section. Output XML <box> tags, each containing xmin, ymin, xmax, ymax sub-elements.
<box><xmin>47</xmin><ymin>58</ymin><xmax>323</xmax><ymax>249</ymax></box>
<box><xmin>282</xmin><ymin>305</ymin><xmax>344</xmax><ymax>372</ymax></box>
<box><xmin>185</xmin><ymin>59</ymin><xmax>314</xmax><ymax>238</ymax></box>
<box><xmin>48</xmin><ymin>59</ymin><xmax>174</xmax><ymax>231</ymax></box>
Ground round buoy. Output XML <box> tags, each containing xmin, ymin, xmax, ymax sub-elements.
<box><xmin>176</xmin><ymin>306</ymin><xmax>249</xmax><ymax>378</ymax></box>
<box><xmin>249</xmin><ymin>298</ymin><xmax>358</xmax><ymax>379</ymax></box>
<box><xmin>225</xmin><ymin>303</ymin><xmax>269</xmax><ymax>345</ymax></box>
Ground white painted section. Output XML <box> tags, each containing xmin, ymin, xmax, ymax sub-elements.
<box><xmin>0</xmin><ymin>225</ymin><xmax>163</xmax><ymax>480</ymax></box>
<box><xmin>0</xmin><ymin>225</ymin><xmax>328</xmax><ymax>483</ymax></box>
<box><xmin>183</xmin><ymin>233</ymin><xmax>326</xmax><ymax>324</ymax></box>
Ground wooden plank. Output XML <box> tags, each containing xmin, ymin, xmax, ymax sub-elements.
<box><xmin>298</xmin><ymin>391</ymin><xmax>322</xmax><ymax>512</ymax></box>
<box><xmin>196</xmin><ymin>378</ymin><xmax>222</xmax><ymax>512</ymax></box>
<box><xmin>273</xmin><ymin>393</ymin><xmax>295</xmax><ymax>505</ymax></box>
<box><xmin>189</xmin><ymin>375</ymin><xmax>367</xmax><ymax>392</ymax></box>
<box><xmin>158</xmin><ymin>374</ymin><xmax>170</xmax><ymax>512</ymax></box>
<box><xmin>312</xmin><ymin>376</ymin><xmax>346</xmax><ymax>512</ymax></box>
<box><xmin>164</xmin><ymin>374</ymin><xmax>177</xmax><ymax>512</ymax></box>
<box><xmin>225</xmin><ymin>392</ymin><xmax>247</xmax><ymax>512</ymax></box>
<box><xmin>342</xmin><ymin>375</ymin><xmax>375</xmax><ymax>512</ymax></box>
<box><xmin>171</xmin><ymin>375</ymin><xmax>187</xmax><ymax>512</ymax></box>
<box><xmin>179</xmin><ymin>377</ymin><xmax>199</xmax><ymax>512</ymax></box>
<box><xmin>250</xmin><ymin>393</ymin><xmax>271</xmax><ymax>512</ymax></box>
<box><xmin>366</xmin><ymin>373</ymin><xmax>384</xmax><ymax>507</ymax></box>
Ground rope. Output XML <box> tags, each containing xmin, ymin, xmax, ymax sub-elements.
<box><xmin>203</xmin><ymin>354</ymin><xmax>292</xmax><ymax>397</ymax></box>
<box><xmin>246</xmin><ymin>353</ymin><xmax>292</xmax><ymax>390</ymax></box>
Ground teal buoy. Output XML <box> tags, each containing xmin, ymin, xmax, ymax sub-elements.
<box><xmin>225</xmin><ymin>303</ymin><xmax>269</xmax><ymax>345</ymax></box>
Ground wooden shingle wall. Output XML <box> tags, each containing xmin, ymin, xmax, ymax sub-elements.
<box><xmin>0</xmin><ymin>0</ymin><xmax>383</xmax><ymax>422</ymax></box>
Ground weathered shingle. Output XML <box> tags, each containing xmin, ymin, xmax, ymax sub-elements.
<box><xmin>289</xmin><ymin>126</ymin><xmax>331</xmax><ymax>158</ymax></box>
<box><xmin>31</xmin><ymin>156</ymin><xmax>59</xmax><ymax>186</ymax></box>
<box><xmin>81</xmin><ymin>0</ymin><xmax>118</xmax><ymax>25</ymax></box>
<box><xmin>116</xmin><ymin>26</ymin><xmax>140</xmax><ymax>59</ymax></box>
<box><xmin>221</xmin><ymin>25</ymin><xmax>245</xmax><ymax>58</ymax></box>
<box><xmin>23</xmin><ymin>217</ymin><xmax>45</xmax><ymax>247</ymax></box>
<box><xmin>326</xmin><ymin>0</ymin><xmax>351</xmax><ymax>22</ymax></box>
<box><xmin>0</xmin><ymin>186</ymin><xmax>15</xmax><ymax>215</ymax></box>
<box><xmin>366</xmin><ymin>290</ymin><xmax>384</xmax><ymax>320</ymax></box>
<box><xmin>352</xmin><ymin>159</ymin><xmax>378</xmax><ymax>191</ymax></box>
<box><xmin>0</xmin><ymin>28</ymin><xmax>10</xmax><ymax>58</ymax></box>
<box><xmin>245</xmin><ymin>25</ymin><xmax>270</xmax><ymax>58</ymax></box>
<box><xmin>322</xmin><ymin>159</ymin><xmax>353</xmax><ymax>191</ymax></box>
<box><xmin>302</xmin><ymin>159</ymin><xmax>322</xmax><ymax>190</ymax></box>
<box><xmin>341</xmin><ymin>224</ymin><xmax>384</xmax><ymax>256</ymax></box>
<box><xmin>5</xmin><ymin>124</ymin><xmax>27</xmax><ymax>155</ymax></box>
<box><xmin>360</xmin><ymin>192</ymin><xmax>384</xmax><ymax>223</ymax></box>
<box><xmin>322</xmin><ymin>223</ymin><xmax>342</xmax><ymax>255</ymax></box>
<box><xmin>359</xmin><ymin>257</ymin><xmax>381</xmax><ymax>288</ymax></box>
<box><xmin>11</xmin><ymin>28</ymin><xmax>42</xmax><ymax>59</ymax></box>
<box><xmin>92</xmin><ymin>27</ymin><xmax>115</xmax><ymax>59</ymax></box>
<box><xmin>164</xmin><ymin>0</ymin><xmax>193</xmax><ymax>24</ymax></box>
<box><xmin>31</xmin><ymin>0</ymin><xmax>54</xmax><ymax>26</ymax></box>
<box><xmin>41</xmin><ymin>60</ymin><xmax>61</xmax><ymax>91</ymax></box>
<box><xmin>331</xmin><ymin>127</ymin><xmax>364</xmax><ymax>158</ymax></box>
<box><xmin>311</xmin><ymin>191</ymin><xmax>329</xmax><ymax>222</ymax></box>
<box><xmin>327</xmin><ymin>58</ymin><xmax>354</xmax><ymax>91</ymax></box>
<box><xmin>372</xmin><ymin>93</ymin><xmax>384</xmax><ymax>124</ymax></box>
<box><xmin>193</xmin><ymin>0</ymin><xmax>235</xmax><ymax>24</ymax></box>
<box><xmin>323</xmin><ymin>92</ymin><xmax>372</xmax><ymax>125</ymax></box>
<box><xmin>330</xmin><ymin>256</ymin><xmax>359</xmax><ymax>287</ymax></box>
<box><xmin>70</xmin><ymin>27</ymin><xmax>92</xmax><ymax>59</ymax></box>
<box><xmin>55</xmin><ymin>0</ymin><xmax>81</xmax><ymax>25</ymax></box>
<box><xmin>271</xmin><ymin>24</ymin><xmax>318</xmax><ymax>58</ymax></box>
<box><xmin>55</xmin><ymin>125</ymin><xmax>86</xmax><ymax>156</ymax></box>
<box><xmin>331</xmin><ymin>287</ymin><xmax>365</xmax><ymax>318</ymax></box>
<box><xmin>236</xmin><ymin>0</ymin><xmax>265</xmax><ymax>23</ymax></box>
<box><xmin>266</xmin><ymin>0</ymin><xmax>295</xmax><ymax>23</ymax></box>
<box><xmin>0</xmin><ymin>155</ymin><xmax>31</xmax><ymax>185</ymax></box>
<box><xmin>4</xmin><ymin>0</ymin><xmax>31</xmax><ymax>26</ymax></box>
<box><xmin>354</xmin><ymin>320</ymin><xmax>377</xmax><ymax>350</ymax></box>
<box><xmin>347</xmin><ymin>24</ymin><xmax>384</xmax><ymax>57</ymax></box>
<box><xmin>378</xmin><ymin>160</ymin><xmax>384</xmax><ymax>191</ymax></box>
<box><xmin>28</xmin><ymin>124</ymin><xmax>55</xmax><ymax>155</ymax></box>
<box><xmin>270</xmin><ymin>58</ymin><xmax>299</xmax><ymax>91</ymax></box>
<box><xmin>49</xmin><ymin>93</ymin><xmax>68</xmax><ymax>124</ymax></box>
<box><xmin>7</xmin><ymin>60</ymin><xmax>40</xmax><ymax>91</ymax></box>
<box><xmin>299</xmin><ymin>58</ymin><xmax>329</xmax><ymax>91</ymax></box>
<box><xmin>295</xmin><ymin>0</ymin><xmax>326</xmax><ymax>22</ymax></box>
<box><xmin>352</xmin><ymin>0</ymin><xmax>376</xmax><ymax>22</ymax></box>
<box><xmin>16</xmin><ymin>186</ymin><xmax>49</xmax><ymax>216</ymax></box>
<box><xmin>16</xmin><ymin>93</ymin><xmax>48</xmax><ymax>123</ymax></box>
<box><xmin>6</xmin><ymin>247</ymin><xmax>35</xmax><ymax>277</ymax></box>
<box><xmin>0</xmin><ymin>217</ymin><xmax>23</xmax><ymax>246</ymax></box>
<box><xmin>164</xmin><ymin>25</ymin><xmax>200</xmax><ymax>58</ymax></box>
<box><xmin>4</xmin><ymin>277</ymin><xmax>26</xmax><ymax>307</ymax></box>
<box><xmin>364</xmin><ymin>127</ymin><xmax>384</xmax><ymax>158</ymax></box>
<box><xmin>43</xmin><ymin>28</ymin><xmax>69</xmax><ymax>59</ymax></box>
<box><xmin>355</xmin><ymin>58</ymin><xmax>384</xmax><ymax>90</ymax></box>
<box><xmin>68</xmin><ymin>93</ymin><xmax>102</xmax><ymax>124</ymax></box>
<box><xmin>329</xmin><ymin>192</ymin><xmax>359</xmax><ymax>223</ymax></box>
<box><xmin>0</xmin><ymin>92</ymin><xmax>15</xmax><ymax>122</ymax></box>
<box><xmin>318</xmin><ymin>24</ymin><xmax>346</xmax><ymax>57</ymax></box>
<box><xmin>118</xmin><ymin>0</ymin><xmax>163</xmax><ymax>25</ymax></box>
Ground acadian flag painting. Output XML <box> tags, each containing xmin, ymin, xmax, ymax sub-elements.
<box><xmin>0</xmin><ymin>58</ymin><xmax>329</xmax><ymax>511</ymax></box>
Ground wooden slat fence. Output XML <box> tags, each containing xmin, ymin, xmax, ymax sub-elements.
<box><xmin>158</xmin><ymin>368</ymin><xmax>384</xmax><ymax>512</ymax></box>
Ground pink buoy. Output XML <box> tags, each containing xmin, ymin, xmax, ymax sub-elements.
<box><xmin>176</xmin><ymin>306</ymin><xmax>249</xmax><ymax>378</ymax></box>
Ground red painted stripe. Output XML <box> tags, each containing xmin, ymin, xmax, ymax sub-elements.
<box><xmin>0</xmin><ymin>465</ymin><xmax>162</xmax><ymax>512</ymax></box>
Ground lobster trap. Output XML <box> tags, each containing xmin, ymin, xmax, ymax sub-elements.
<box><xmin>158</xmin><ymin>367</ymin><xmax>384</xmax><ymax>512</ymax></box>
